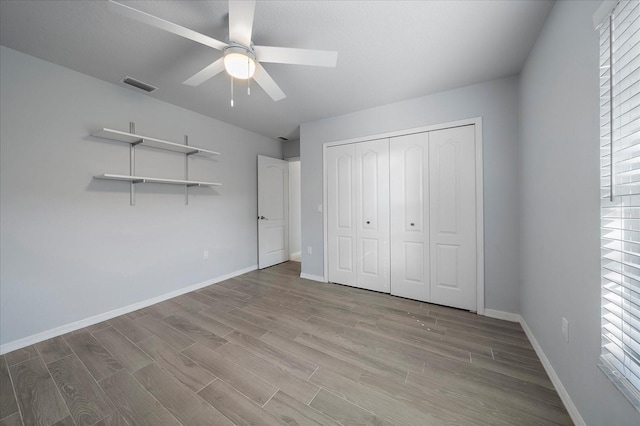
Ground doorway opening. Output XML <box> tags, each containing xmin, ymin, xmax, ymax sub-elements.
<box><xmin>288</xmin><ymin>159</ymin><xmax>301</xmax><ymax>262</ymax></box>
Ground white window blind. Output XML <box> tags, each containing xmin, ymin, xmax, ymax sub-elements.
<box><xmin>599</xmin><ymin>0</ymin><xmax>640</xmax><ymax>409</ymax></box>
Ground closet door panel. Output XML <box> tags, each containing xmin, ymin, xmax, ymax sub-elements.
<box><xmin>337</xmin><ymin>237</ymin><xmax>353</xmax><ymax>271</ymax></box>
<box><xmin>390</xmin><ymin>133</ymin><xmax>430</xmax><ymax>301</ymax></box>
<box><xmin>361</xmin><ymin>238</ymin><xmax>380</xmax><ymax>275</ymax></box>
<box><xmin>360</xmin><ymin>150</ymin><xmax>379</xmax><ymax>229</ymax></box>
<box><xmin>327</xmin><ymin>144</ymin><xmax>357</xmax><ymax>285</ymax></box>
<box><xmin>429</xmin><ymin>125</ymin><xmax>476</xmax><ymax>310</ymax></box>
<box><xmin>355</xmin><ymin>139</ymin><xmax>390</xmax><ymax>293</ymax></box>
<box><xmin>404</xmin><ymin>146</ymin><xmax>425</xmax><ymax>232</ymax></box>
<box><xmin>404</xmin><ymin>242</ymin><xmax>425</xmax><ymax>282</ymax></box>
<box><xmin>435</xmin><ymin>244</ymin><xmax>459</xmax><ymax>287</ymax></box>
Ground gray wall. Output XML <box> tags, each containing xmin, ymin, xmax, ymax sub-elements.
<box><xmin>300</xmin><ymin>76</ymin><xmax>521</xmax><ymax>313</ymax></box>
<box><xmin>519</xmin><ymin>1</ymin><xmax>638</xmax><ymax>424</ymax></box>
<box><xmin>283</xmin><ymin>139</ymin><xmax>300</xmax><ymax>159</ymax></box>
<box><xmin>0</xmin><ymin>46</ymin><xmax>281</xmax><ymax>346</ymax></box>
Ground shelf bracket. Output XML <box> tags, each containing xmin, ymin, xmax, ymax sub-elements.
<box><xmin>130</xmin><ymin>122</ymin><xmax>136</xmax><ymax>206</ymax></box>
<box><xmin>184</xmin><ymin>135</ymin><xmax>189</xmax><ymax>205</ymax></box>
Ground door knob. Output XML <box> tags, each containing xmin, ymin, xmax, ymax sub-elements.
<box><xmin>366</xmin><ymin>220</ymin><xmax>371</xmax><ymax>224</ymax></box>
<box><xmin>259</xmin><ymin>216</ymin><xmax>267</xmax><ymax>220</ymax></box>
<box><xmin>410</xmin><ymin>222</ymin><xmax>415</xmax><ymax>226</ymax></box>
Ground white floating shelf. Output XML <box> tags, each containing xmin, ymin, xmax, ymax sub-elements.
<box><xmin>95</xmin><ymin>174</ymin><xmax>222</xmax><ymax>187</ymax></box>
<box><xmin>91</xmin><ymin>128</ymin><xmax>220</xmax><ymax>156</ymax></box>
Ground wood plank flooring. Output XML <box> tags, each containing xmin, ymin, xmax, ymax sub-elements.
<box><xmin>0</xmin><ymin>262</ymin><xmax>572</xmax><ymax>425</ymax></box>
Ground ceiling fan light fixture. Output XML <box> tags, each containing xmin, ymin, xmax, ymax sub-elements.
<box><xmin>224</xmin><ymin>45</ymin><xmax>256</xmax><ymax>79</ymax></box>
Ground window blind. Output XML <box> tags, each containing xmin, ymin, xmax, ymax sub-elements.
<box><xmin>599</xmin><ymin>0</ymin><xmax>640</xmax><ymax>409</ymax></box>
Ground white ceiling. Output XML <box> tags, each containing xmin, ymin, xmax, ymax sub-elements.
<box><xmin>0</xmin><ymin>0</ymin><xmax>554</xmax><ymax>140</ymax></box>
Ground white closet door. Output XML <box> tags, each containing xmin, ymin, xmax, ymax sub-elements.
<box><xmin>355</xmin><ymin>139</ymin><xmax>390</xmax><ymax>292</ymax></box>
<box><xmin>429</xmin><ymin>125</ymin><xmax>476</xmax><ymax>310</ymax></box>
<box><xmin>327</xmin><ymin>143</ymin><xmax>357</xmax><ymax>285</ymax></box>
<box><xmin>390</xmin><ymin>132</ymin><xmax>430</xmax><ymax>301</ymax></box>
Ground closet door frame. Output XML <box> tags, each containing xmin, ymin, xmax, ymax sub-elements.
<box><xmin>322</xmin><ymin>117</ymin><xmax>485</xmax><ymax>315</ymax></box>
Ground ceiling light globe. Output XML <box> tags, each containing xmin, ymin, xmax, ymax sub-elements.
<box><xmin>224</xmin><ymin>50</ymin><xmax>256</xmax><ymax>80</ymax></box>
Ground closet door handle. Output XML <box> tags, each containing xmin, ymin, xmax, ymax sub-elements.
<box><xmin>366</xmin><ymin>220</ymin><xmax>371</xmax><ymax>224</ymax></box>
<box><xmin>410</xmin><ymin>222</ymin><xmax>415</xmax><ymax>226</ymax></box>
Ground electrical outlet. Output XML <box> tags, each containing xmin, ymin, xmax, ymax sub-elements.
<box><xmin>203</xmin><ymin>250</ymin><xmax>209</xmax><ymax>259</ymax></box>
<box><xmin>562</xmin><ymin>317</ymin><xmax>569</xmax><ymax>343</ymax></box>
<box><xmin>307</xmin><ymin>246</ymin><xmax>313</xmax><ymax>255</ymax></box>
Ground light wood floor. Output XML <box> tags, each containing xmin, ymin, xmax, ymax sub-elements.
<box><xmin>0</xmin><ymin>262</ymin><xmax>572</xmax><ymax>425</ymax></box>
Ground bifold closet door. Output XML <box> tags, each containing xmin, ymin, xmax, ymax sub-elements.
<box><xmin>355</xmin><ymin>139</ymin><xmax>390</xmax><ymax>292</ymax></box>
<box><xmin>429</xmin><ymin>125</ymin><xmax>476</xmax><ymax>310</ymax></box>
<box><xmin>390</xmin><ymin>126</ymin><xmax>476</xmax><ymax>310</ymax></box>
<box><xmin>390</xmin><ymin>132</ymin><xmax>430</xmax><ymax>301</ymax></box>
<box><xmin>327</xmin><ymin>143</ymin><xmax>357</xmax><ymax>286</ymax></box>
<box><xmin>327</xmin><ymin>139</ymin><xmax>390</xmax><ymax>293</ymax></box>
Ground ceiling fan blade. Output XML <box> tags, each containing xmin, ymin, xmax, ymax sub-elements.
<box><xmin>183</xmin><ymin>58</ymin><xmax>225</xmax><ymax>86</ymax></box>
<box><xmin>109</xmin><ymin>0</ymin><xmax>228</xmax><ymax>51</ymax></box>
<box><xmin>253</xmin><ymin>63</ymin><xmax>286</xmax><ymax>102</ymax></box>
<box><xmin>254</xmin><ymin>46</ymin><xmax>338</xmax><ymax>67</ymax></box>
<box><xmin>228</xmin><ymin>0</ymin><xmax>256</xmax><ymax>47</ymax></box>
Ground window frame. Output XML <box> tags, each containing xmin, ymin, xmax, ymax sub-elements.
<box><xmin>597</xmin><ymin>0</ymin><xmax>640</xmax><ymax>412</ymax></box>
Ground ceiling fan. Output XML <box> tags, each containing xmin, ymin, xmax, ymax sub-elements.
<box><xmin>109</xmin><ymin>0</ymin><xmax>338</xmax><ymax>103</ymax></box>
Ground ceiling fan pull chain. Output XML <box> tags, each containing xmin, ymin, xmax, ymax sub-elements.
<box><xmin>231</xmin><ymin>76</ymin><xmax>234</xmax><ymax>107</ymax></box>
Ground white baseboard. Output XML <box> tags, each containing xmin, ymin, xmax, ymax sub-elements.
<box><xmin>289</xmin><ymin>251</ymin><xmax>301</xmax><ymax>262</ymax></box>
<box><xmin>483</xmin><ymin>309</ymin><xmax>522</xmax><ymax>323</ymax></box>
<box><xmin>519</xmin><ymin>318</ymin><xmax>586</xmax><ymax>426</ymax></box>
<box><xmin>300</xmin><ymin>272</ymin><xmax>327</xmax><ymax>283</ymax></box>
<box><xmin>0</xmin><ymin>264</ymin><xmax>257</xmax><ymax>355</ymax></box>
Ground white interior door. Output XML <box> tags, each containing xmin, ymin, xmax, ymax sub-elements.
<box><xmin>327</xmin><ymin>144</ymin><xmax>357</xmax><ymax>285</ymax></box>
<box><xmin>355</xmin><ymin>138</ymin><xmax>390</xmax><ymax>292</ymax></box>
<box><xmin>429</xmin><ymin>125</ymin><xmax>476</xmax><ymax>310</ymax></box>
<box><xmin>390</xmin><ymin>132</ymin><xmax>430</xmax><ymax>301</ymax></box>
<box><xmin>258</xmin><ymin>155</ymin><xmax>289</xmax><ymax>269</ymax></box>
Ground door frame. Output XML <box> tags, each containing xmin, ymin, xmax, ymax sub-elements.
<box><xmin>322</xmin><ymin>117</ymin><xmax>485</xmax><ymax>314</ymax></box>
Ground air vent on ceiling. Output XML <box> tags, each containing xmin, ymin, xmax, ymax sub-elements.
<box><xmin>121</xmin><ymin>76</ymin><xmax>158</xmax><ymax>93</ymax></box>
<box><xmin>278</xmin><ymin>136</ymin><xmax>289</xmax><ymax>141</ymax></box>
